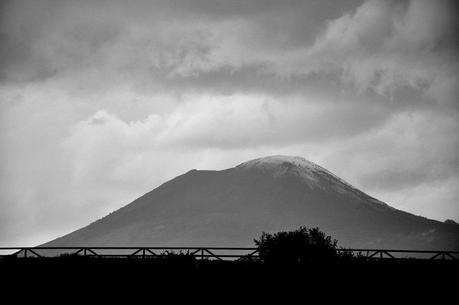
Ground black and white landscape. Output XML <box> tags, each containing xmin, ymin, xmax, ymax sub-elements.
<box><xmin>1</xmin><ymin>0</ymin><xmax>458</xmax><ymax>250</ymax></box>
<box><xmin>44</xmin><ymin>156</ymin><xmax>459</xmax><ymax>250</ymax></box>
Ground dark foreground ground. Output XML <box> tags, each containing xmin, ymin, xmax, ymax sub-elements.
<box><xmin>1</xmin><ymin>256</ymin><xmax>457</xmax><ymax>301</ymax></box>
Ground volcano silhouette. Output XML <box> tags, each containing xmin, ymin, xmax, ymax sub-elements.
<box><xmin>44</xmin><ymin>156</ymin><xmax>459</xmax><ymax>249</ymax></box>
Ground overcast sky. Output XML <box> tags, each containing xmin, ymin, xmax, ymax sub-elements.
<box><xmin>1</xmin><ymin>0</ymin><xmax>458</xmax><ymax>246</ymax></box>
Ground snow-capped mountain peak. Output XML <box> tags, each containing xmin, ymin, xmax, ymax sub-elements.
<box><xmin>237</xmin><ymin>155</ymin><xmax>322</xmax><ymax>171</ymax></box>
<box><xmin>236</xmin><ymin>155</ymin><xmax>355</xmax><ymax>191</ymax></box>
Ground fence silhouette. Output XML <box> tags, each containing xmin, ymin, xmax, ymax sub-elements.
<box><xmin>0</xmin><ymin>247</ymin><xmax>458</xmax><ymax>261</ymax></box>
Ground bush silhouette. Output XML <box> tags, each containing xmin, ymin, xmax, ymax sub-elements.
<box><xmin>254</xmin><ymin>226</ymin><xmax>342</xmax><ymax>264</ymax></box>
<box><xmin>161</xmin><ymin>250</ymin><xmax>196</xmax><ymax>262</ymax></box>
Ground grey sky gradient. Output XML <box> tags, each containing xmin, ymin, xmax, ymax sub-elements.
<box><xmin>1</xmin><ymin>0</ymin><xmax>458</xmax><ymax>246</ymax></box>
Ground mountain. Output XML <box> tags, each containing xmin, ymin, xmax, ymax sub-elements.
<box><xmin>44</xmin><ymin>155</ymin><xmax>459</xmax><ymax>250</ymax></box>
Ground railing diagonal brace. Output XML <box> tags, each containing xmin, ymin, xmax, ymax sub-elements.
<box><xmin>368</xmin><ymin>251</ymin><xmax>380</xmax><ymax>258</ymax></box>
<box><xmin>190</xmin><ymin>249</ymin><xmax>201</xmax><ymax>256</ymax></box>
<box><xmin>86</xmin><ymin>248</ymin><xmax>99</xmax><ymax>256</ymax></box>
<box><xmin>74</xmin><ymin>248</ymin><xmax>84</xmax><ymax>256</ymax></box>
<box><xmin>28</xmin><ymin>249</ymin><xmax>42</xmax><ymax>258</ymax></box>
<box><xmin>383</xmin><ymin>251</ymin><xmax>395</xmax><ymax>259</ymax></box>
<box><xmin>146</xmin><ymin>249</ymin><xmax>158</xmax><ymax>256</ymax></box>
<box><xmin>203</xmin><ymin>249</ymin><xmax>223</xmax><ymax>261</ymax></box>
<box><xmin>130</xmin><ymin>249</ymin><xmax>143</xmax><ymax>256</ymax></box>
<box><xmin>446</xmin><ymin>252</ymin><xmax>458</xmax><ymax>261</ymax></box>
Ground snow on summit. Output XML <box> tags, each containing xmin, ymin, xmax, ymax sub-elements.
<box><xmin>237</xmin><ymin>155</ymin><xmax>323</xmax><ymax>171</ymax></box>
<box><xmin>237</xmin><ymin>155</ymin><xmax>359</xmax><ymax>194</ymax></box>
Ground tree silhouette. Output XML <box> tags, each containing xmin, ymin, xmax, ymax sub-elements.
<box><xmin>254</xmin><ymin>226</ymin><xmax>341</xmax><ymax>264</ymax></box>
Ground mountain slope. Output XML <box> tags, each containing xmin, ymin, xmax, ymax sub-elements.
<box><xmin>44</xmin><ymin>156</ymin><xmax>459</xmax><ymax>249</ymax></box>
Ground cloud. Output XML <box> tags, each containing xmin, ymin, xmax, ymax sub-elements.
<box><xmin>325</xmin><ymin>110</ymin><xmax>459</xmax><ymax>190</ymax></box>
<box><xmin>284</xmin><ymin>1</ymin><xmax>459</xmax><ymax>103</ymax></box>
<box><xmin>64</xmin><ymin>93</ymin><xmax>391</xmax><ymax>154</ymax></box>
<box><xmin>0</xmin><ymin>0</ymin><xmax>366</xmax><ymax>92</ymax></box>
<box><xmin>2</xmin><ymin>0</ymin><xmax>456</xmax><ymax>103</ymax></box>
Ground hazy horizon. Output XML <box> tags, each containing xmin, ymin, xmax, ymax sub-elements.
<box><xmin>1</xmin><ymin>0</ymin><xmax>458</xmax><ymax>246</ymax></box>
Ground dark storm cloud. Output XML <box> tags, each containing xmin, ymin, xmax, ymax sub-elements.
<box><xmin>2</xmin><ymin>0</ymin><xmax>457</xmax><ymax>105</ymax></box>
<box><xmin>0</xmin><ymin>0</ymin><xmax>362</xmax><ymax>84</ymax></box>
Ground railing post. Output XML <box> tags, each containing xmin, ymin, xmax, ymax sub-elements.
<box><xmin>24</xmin><ymin>248</ymin><xmax>28</xmax><ymax>258</ymax></box>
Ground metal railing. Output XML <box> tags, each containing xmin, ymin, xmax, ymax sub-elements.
<box><xmin>0</xmin><ymin>247</ymin><xmax>458</xmax><ymax>261</ymax></box>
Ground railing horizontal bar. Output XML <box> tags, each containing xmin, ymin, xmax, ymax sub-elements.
<box><xmin>1</xmin><ymin>247</ymin><xmax>458</xmax><ymax>254</ymax></box>
<box><xmin>0</xmin><ymin>253</ymin><xmax>259</xmax><ymax>258</ymax></box>
<box><xmin>1</xmin><ymin>246</ymin><xmax>458</xmax><ymax>262</ymax></box>
<box><xmin>0</xmin><ymin>247</ymin><xmax>259</xmax><ymax>251</ymax></box>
